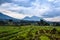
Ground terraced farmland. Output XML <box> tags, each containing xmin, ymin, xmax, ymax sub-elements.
<box><xmin>0</xmin><ymin>26</ymin><xmax>60</xmax><ymax>40</ymax></box>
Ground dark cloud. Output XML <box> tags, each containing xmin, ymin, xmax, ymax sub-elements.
<box><xmin>42</xmin><ymin>9</ymin><xmax>60</xmax><ymax>18</ymax></box>
<box><xmin>0</xmin><ymin>0</ymin><xmax>12</xmax><ymax>5</ymax></box>
<box><xmin>13</xmin><ymin>0</ymin><xmax>35</xmax><ymax>7</ymax></box>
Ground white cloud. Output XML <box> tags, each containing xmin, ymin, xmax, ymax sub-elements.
<box><xmin>1</xmin><ymin>3</ymin><xmax>20</xmax><ymax>11</ymax></box>
<box><xmin>0</xmin><ymin>2</ymin><xmax>51</xmax><ymax>17</ymax></box>
<box><xmin>0</xmin><ymin>0</ymin><xmax>60</xmax><ymax>21</ymax></box>
<box><xmin>13</xmin><ymin>0</ymin><xmax>30</xmax><ymax>2</ymax></box>
<box><xmin>48</xmin><ymin>0</ymin><xmax>55</xmax><ymax>2</ymax></box>
<box><xmin>48</xmin><ymin>0</ymin><xmax>60</xmax><ymax>4</ymax></box>
<box><xmin>0</xmin><ymin>8</ymin><xmax>28</xmax><ymax>19</ymax></box>
<box><xmin>54</xmin><ymin>0</ymin><xmax>60</xmax><ymax>3</ymax></box>
<box><xmin>13</xmin><ymin>0</ymin><xmax>29</xmax><ymax>2</ymax></box>
<box><xmin>44</xmin><ymin>16</ymin><xmax>60</xmax><ymax>22</ymax></box>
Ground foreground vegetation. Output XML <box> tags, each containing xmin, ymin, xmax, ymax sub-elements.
<box><xmin>0</xmin><ymin>26</ymin><xmax>60</xmax><ymax>40</ymax></box>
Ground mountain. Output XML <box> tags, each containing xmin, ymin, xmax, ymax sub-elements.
<box><xmin>0</xmin><ymin>12</ymin><xmax>13</xmax><ymax>19</ymax></box>
<box><xmin>0</xmin><ymin>12</ymin><xmax>41</xmax><ymax>21</ymax></box>
<box><xmin>0</xmin><ymin>12</ymin><xmax>20</xmax><ymax>21</ymax></box>
<box><xmin>23</xmin><ymin>16</ymin><xmax>41</xmax><ymax>21</ymax></box>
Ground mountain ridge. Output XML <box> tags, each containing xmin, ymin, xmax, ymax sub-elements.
<box><xmin>0</xmin><ymin>12</ymin><xmax>13</xmax><ymax>19</ymax></box>
<box><xmin>0</xmin><ymin>12</ymin><xmax>41</xmax><ymax>21</ymax></box>
<box><xmin>23</xmin><ymin>16</ymin><xmax>41</xmax><ymax>21</ymax></box>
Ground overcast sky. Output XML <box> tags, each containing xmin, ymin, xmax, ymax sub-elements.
<box><xmin>0</xmin><ymin>0</ymin><xmax>60</xmax><ymax>22</ymax></box>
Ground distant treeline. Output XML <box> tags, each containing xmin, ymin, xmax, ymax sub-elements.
<box><xmin>0</xmin><ymin>19</ymin><xmax>60</xmax><ymax>26</ymax></box>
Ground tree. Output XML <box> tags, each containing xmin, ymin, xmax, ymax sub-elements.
<box><xmin>38</xmin><ymin>19</ymin><xmax>49</xmax><ymax>26</ymax></box>
<box><xmin>8</xmin><ymin>19</ymin><xmax>13</xmax><ymax>25</ymax></box>
<box><xmin>0</xmin><ymin>21</ymin><xmax>5</xmax><ymax>25</ymax></box>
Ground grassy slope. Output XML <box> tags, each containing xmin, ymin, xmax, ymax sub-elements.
<box><xmin>0</xmin><ymin>26</ymin><xmax>60</xmax><ymax>40</ymax></box>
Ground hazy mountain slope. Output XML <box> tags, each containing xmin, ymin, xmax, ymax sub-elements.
<box><xmin>23</xmin><ymin>16</ymin><xmax>41</xmax><ymax>21</ymax></box>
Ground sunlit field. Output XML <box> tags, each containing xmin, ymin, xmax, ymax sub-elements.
<box><xmin>0</xmin><ymin>26</ymin><xmax>60</xmax><ymax>40</ymax></box>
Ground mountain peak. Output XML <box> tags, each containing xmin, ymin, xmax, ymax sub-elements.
<box><xmin>0</xmin><ymin>12</ymin><xmax>14</xmax><ymax>20</ymax></box>
<box><xmin>23</xmin><ymin>16</ymin><xmax>41</xmax><ymax>21</ymax></box>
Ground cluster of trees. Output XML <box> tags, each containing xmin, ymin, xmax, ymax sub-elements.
<box><xmin>0</xmin><ymin>19</ymin><xmax>60</xmax><ymax>26</ymax></box>
<box><xmin>38</xmin><ymin>19</ymin><xmax>60</xmax><ymax>26</ymax></box>
<box><xmin>37</xmin><ymin>19</ymin><xmax>50</xmax><ymax>26</ymax></box>
<box><xmin>0</xmin><ymin>19</ymin><xmax>36</xmax><ymax>26</ymax></box>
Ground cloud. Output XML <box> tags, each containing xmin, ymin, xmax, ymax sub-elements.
<box><xmin>0</xmin><ymin>3</ymin><xmax>21</xmax><ymax>11</ymax></box>
<box><xmin>48</xmin><ymin>0</ymin><xmax>55</xmax><ymax>2</ymax></box>
<box><xmin>13</xmin><ymin>0</ymin><xmax>30</xmax><ymax>2</ymax></box>
<box><xmin>47</xmin><ymin>0</ymin><xmax>60</xmax><ymax>7</ymax></box>
<box><xmin>42</xmin><ymin>7</ymin><xmax>60</xmax><ymax>18</ymax></box>
<box><xmin>0</xmin><ymin>2</ymin><xmax>50</xmax><ymax>17</ymax></box>
<box><xmin>0</xmin><ymin>0</ymin><xmax>12</xmax><ymax>5</ymax></box>
<box><xmin>0</xmin><ymin>8</ymin><xmax>27</xmax><ymax>19</ymax></box>
<box><xmin>0</xmin><ymin>0</ymin><xmax>60</xmax><ymax>21</ymax></box>
<box><xmin>44</xmin><ymin>16</ymin><xmax>60</xmax><ymax>22</ymax></box>
<box><xmin>12</xmin><ymin>0</ymin><xmax>35</xmax><ymax>7</ymax></box>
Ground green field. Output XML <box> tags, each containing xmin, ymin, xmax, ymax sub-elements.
<box><xmin>0</xmin><ymin>26</ymin><xmax>60</xmax><ymax>40</ymax></box>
